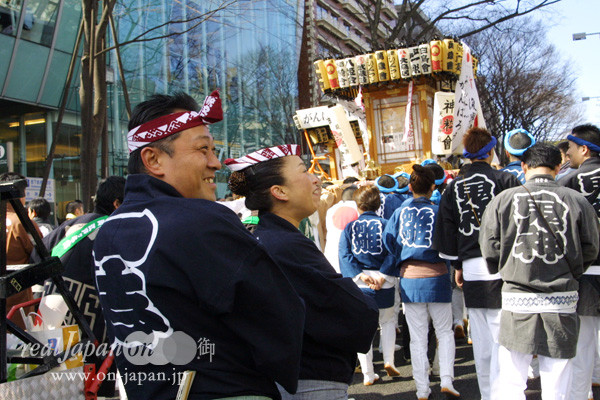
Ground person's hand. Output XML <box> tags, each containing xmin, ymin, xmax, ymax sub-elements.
<box><xmin>455</xmin><ymin>269</ymin><xmax>464</xmax><ymax>288</ymax></box>
<box><xmin>359</xmin><ymin>273</ymin><xmax>375</xmax><ymax>286</ymax></box>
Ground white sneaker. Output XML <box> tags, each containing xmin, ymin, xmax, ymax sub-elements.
<box><xmin>363</xmin><ymin>373</ymin><xmax>380</xmax><ymax>386</ymax></box>
<box><xmin>441</xmin><ymin>383</ymin><xmax>460</xmax><ymax>398</ymax></box>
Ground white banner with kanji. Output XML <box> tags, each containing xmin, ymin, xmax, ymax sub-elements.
<box><xmin>431</xmin><ymin>92</ymin><xmax>455</xmax><ymax>155</ymax></box>
<box><xmin>452</xmin><ymin>43</ymin><xmax>486</xmax><ymax>153</ymax></box>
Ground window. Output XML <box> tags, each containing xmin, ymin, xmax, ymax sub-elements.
<box><xmin>0</xmin><ymin>0</ymin><xmax>22</xmax><ymax>37</ymax></box>
<box><xmin>373</xmin><ymin>95</ymin><xmax>422</xmax><ymax>164</ymax></box>
<box><xmin>316</xmin><ymin>4</ymin><xmax>327</xmax><ymax>19</ymax></box>
<box><xmin>19</xmin><ymin>0</ymin><xmax>60</xmax><ymax>46</ymax></box>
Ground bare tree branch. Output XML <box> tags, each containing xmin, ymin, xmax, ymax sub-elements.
<box><xmin>96</xmin><ymin>0</ymin><xmax>237</xmax><ymax>57</ymax></box>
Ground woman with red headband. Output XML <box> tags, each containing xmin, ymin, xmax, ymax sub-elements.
<box><xmin>226</xmin><ymin>146</ymin><xmax>378</xmax><ymax>400</ymax></box>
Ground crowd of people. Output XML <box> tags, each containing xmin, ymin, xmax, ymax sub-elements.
<box><xmin>5</xmin><ymin>89</ymin><xmax>600</xmax><ymax>400</ymax></box>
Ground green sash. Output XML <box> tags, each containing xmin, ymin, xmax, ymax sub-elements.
<box><xmin>51</xmin><ymin>216</ymin><xmax>109</xmax><ymax>258</ymax></box>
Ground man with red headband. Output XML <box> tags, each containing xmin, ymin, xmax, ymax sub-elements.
<box><xmin>93</xmin><ymin>91</ymin><xmax>305</xmax><ymax>400</ymax></box>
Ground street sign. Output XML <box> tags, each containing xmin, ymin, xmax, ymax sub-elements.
<box><xmin>25</xmin><ymin>177</ymin><xmax>55</xmax><ymax>203</ymax></box>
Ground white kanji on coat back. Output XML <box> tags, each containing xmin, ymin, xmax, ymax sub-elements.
<box><xmin>455</xmin><ymin>174</ymin><xmax>496</xmax><ymax>236</ymax></box>
<box><xmin>511</xmin><ymin>190</ymin><xmax>568</xmax><ymax>264</ymax></box>
<box><xmin>577</xmin><ymin>168</ymin><xmax>600</xmax><ymax>214</ymax></box>
<box><xmin>351</xmin><ymin>219</ymin><xmax>384</xmax><ymax>255</ymax></box>
<box><xmin>399</xmin><ymin>207</ymin><xmax>435</xmax><ymax>248</ymax></box>
<box><xmin>94</xmin><ymin>209</ymin><xmax>173</xmax><ymax>350</ymax></box>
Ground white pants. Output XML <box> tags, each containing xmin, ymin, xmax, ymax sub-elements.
<box><xmin>358</xmin><ymin>306</ymin><xmax>397</xmax><ymax>380</ymax></box>
<box><xmin>468</xmin><ymin>308</ymin><xmax>501</xmax><ymax>400</ymax></box>
<box><xmin>452</xmin><ymin>287</ymin><xmax>466</xmax><ymax>327</ymax></box>
<box><xmin>393</xmin><ymin>278</ymin><xmax>400</xmax><ymax>326</ymax></box>
<box><xmin>404</xmin><ymin>302</ymin><xmax>455</xmax><ymax>396</ymax></box>
<box><xmin>570</xmin><ymin>316</ymin><xmax>600</xmax><ymax>400</ymax></box>
<box><xmin>493</xmin><ymin>345</ymin><xmax>572</xmax><ymax>400</ymax></box>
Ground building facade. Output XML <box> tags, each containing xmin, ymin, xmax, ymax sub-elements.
<box><xmin>0</xmin><ymin>0</ymin><xmax>305</xmax><ymax>206</ymax></box>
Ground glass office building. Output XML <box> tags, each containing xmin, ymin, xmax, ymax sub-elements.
<box><xmin>0</xmin><ymin>0</ymin><xmax>303</xmax><ymax>206</ymax></box>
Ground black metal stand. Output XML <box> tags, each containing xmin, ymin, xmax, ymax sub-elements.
<box><xmin>0</xmin><ymin>179</ymin><xmax>98</xmax><ymax>383</ymax></box>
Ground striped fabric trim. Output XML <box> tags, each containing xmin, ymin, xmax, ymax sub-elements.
<box><xmin>502</xmin><ymin>291</ymin><xmax>578</xmax><ymax>314</ymax></box>
<box><xmin>224</xmin><ymin>144</ymin><xmax>301</xmax><ymax>171</ymax></box>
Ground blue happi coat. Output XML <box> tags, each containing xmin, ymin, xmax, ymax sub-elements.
<box><xmin>339</xmin><ymin>211</ymin><xmax>398</xmax><ymax>309</ymax></box>
<box><xmin>377</xmin><ymin>192</ymin><xmax>412</xmax><ymax>220</ymax></box>
<box><xmin>501</xmin><ymin>161</ymin><xmax>526</xmax><ymax>184</ymax></box>
<box><xmin>383</xmin><ymin>197</ymin><xmax>451</xmax><ymax>303</ymax></box>
<box><xmin>339</xmin><ymin>211</ymin><xmax>397</xmax><ymax>277</ymax></box>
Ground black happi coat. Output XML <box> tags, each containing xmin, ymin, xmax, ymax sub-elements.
<box><xmin>433</xmin><ymin>162</ymin><xmax>519</xmax><ymax>308</ymax></box>
<box><xmin>255</xmin><ymin>212</ymin><xmax>379</xmax><ymax>385</ymax></box>
<box><xmin>93</xmin><ymin>175</ymin><xmax>305</xmax><ymax>400</ymax></box>
<box><xmin>560</xmin><ymin>157</ymin><xmax>600</xmax><ymax>316</ymax></box>
<box><xmin>480</xmin><ymin>175</ymin><xmax>599</xmax><ymax>358</ymax></box>
<box><xmin>32</xmin><ymin>212</ymin><xmax>108</xmax><ymax>342</ymax></box>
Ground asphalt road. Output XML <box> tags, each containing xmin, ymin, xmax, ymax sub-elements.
<box><xmin>347</xmin><ymin>336</ymin><xmax>600</xmax><ymax>400</ymax></box>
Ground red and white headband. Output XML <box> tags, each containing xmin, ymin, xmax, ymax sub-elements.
<box><xmin>127</xmin><ymin>90</ymin><xmax>223</xmax><ymax>153</ymax></box>
<box><xmin>224</xmin><ymin>144</ymin><xmax>301</xmax><ymax>172</ymax></box>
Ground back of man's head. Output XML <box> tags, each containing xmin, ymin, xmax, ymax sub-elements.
<box><xmin>65</xmin><ymin>200</ymin><xmax>84</xmax><ymax>215</ymax></box>
<box><xmin>341</xmin><ymin>185</ymin><xmax>358</xmax><ymax>201</ymax></box>
<box><xmin>128</xmin><ymin>93</ymin><xmax>200</xmax><ymax>175</ymax></box>
<box><xmin>95</xmin><ymin>176</ymin><xmax>126</xmax><ymax>215</ymax></box>
<box><xmin>572</xmin><ymin>124</ymin><xmax>600</xmax><ymax>157</ymax></box>
<box><xmin>342</xmin><ymin>176</ymin><xmax>359</xmax><ymax>184</ymax></box>
<box><xmin>377</xmin><ymin>175</ymin><xmax>396</xmax><ymax>189</ymax></box>
<box><xmin>556</xmin><ymin>140</ymin><xmax>569</xmax><ymax>155</ymax></box>
<box><xmin>507</xmin><ymin>131</ymin><xmax>534</xmax><ymax>160</ymax></box>
<box><xmin>522</xmin><ymin>143</ymin><xmax>562</xmax><ymax>170</ymax></box>
<box><xmin>28</xmin><ymin>198</ymin><xmax>51</xmax><ymax>220</ymax></box>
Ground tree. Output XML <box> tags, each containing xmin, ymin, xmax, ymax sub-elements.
<box><xmin>40</xmin><ymin>0</ymin><xmax>236</xmax><ymax>210</ymax></box>
<box><xmin>233</xmin><ymin>45</ymin><xmax>301</xmax><ymax>148</ymax></box>
<box><xmin>357</xmin><ymin>0</ymin><xmax>562</xmax><ymax>49</ymax></box>
<box><xmin>471</xmin><ymin>18</ymin><xmax>582</xmax><ymax>156</ymax></box>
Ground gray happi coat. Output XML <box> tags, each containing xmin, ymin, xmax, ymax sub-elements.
<box><xmin>480</xmin><ymin>174</ymin><xmax>599</xmax><ymax>358</ymax></box>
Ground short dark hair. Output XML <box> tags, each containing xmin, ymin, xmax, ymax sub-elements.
<box><xmin>342</xmin><ymin>176</ymin><xmax>360</xmax><ymax>184</ymax></box>
<box><xmin>508</xmin><ymin>131</ymin><xmax>533</xmax><ymax>151</ymax></box>
<box><xmin>377</xmin><ymin>175</ymin><xmax>396</xmax><ymax>188</ymax></box>
<box><xmin>228</xmin><ymin>158</ymin><xmax>287</xmax><ymax>212</ymax></box>
<box><xmin>94</xmin><ymin>176</ymin><xmax>126</xmax><ymax>215</ymax></box>
<box><xmin>463</xmin><ymin>127</ymin><xmax>494</xmax><ymax>156</ymax></box>
<box><xmin>353</xmin><ymin>185</ymin><xmax>380</xmax><ymax>212</ymax></box>
<box><xmin>28</xmin><ymin>198</ymin><xmax>51</xmax><ymax>219</ymax></box>
<box><xmin>127</xmin><ymin>92</ymin><xmax>200</xmax><ymax>174</ymax></box>
<box><xmin>572</xmin><ymin>124</ymin><xmax>600</xmax><ymax>158</ymax></box>
<box><xmin>65</xmin><ymin>200</ymin><xmax>84</xmax><ymax>214</ymax></box>
<box><xmin>556</xmin><ymin>141</ymin><xmax>569</xmax><ymax>154</ymax></box>
<box><xmin>521</xmin><ymin>143</ymin><xmax>562</xmax><ymax>169</ymax></box>
<box><xmin>410</xmin><ymin>164</ymin><xmax>436</xmax><ymax>195</ymax></box>
<box><xmin>341</xmin><ymin>185</ymin><xmax>358</xmax><ymax>201</ymax></box>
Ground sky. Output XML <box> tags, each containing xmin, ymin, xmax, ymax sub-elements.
<box><xmin>545</xmin><ymin>0</ymin><xmax>600</xmax><ymax>128</ymax></box>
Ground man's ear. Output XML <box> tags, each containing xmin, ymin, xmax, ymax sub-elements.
<box><xmin>113</xmin><ymin>199</ymin><xmax>122</xmax><ymax>210</ymax></box>
<box><xmin>140</xmin><ymin>147</ymin><xmax>164</xmax><ymax>176</ymax></box>
<box><xmin>270</xmin><ymin>185</ymin><xmax>288</xmax><ymax>202</ymax></box>
<box><xmin>521</xmin><ymin>162</ymin><xmax>528</xmax><ymax>175</ymax></box>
